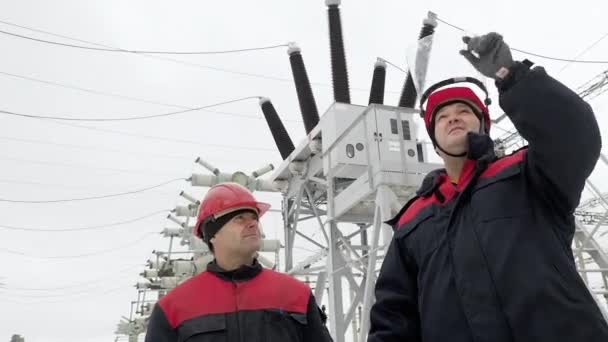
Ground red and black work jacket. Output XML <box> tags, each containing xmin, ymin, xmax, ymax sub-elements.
<box><xmin>145</xmin><ymin>260</ymin><xmax>332</xmax><ymax>342</ymax></box>
<box><xmin>368</xmin><ymin>64</ymin><xmax>608</xmax><ymax>342</ymax></box>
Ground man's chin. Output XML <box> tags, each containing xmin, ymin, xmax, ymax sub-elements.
<box><xmin>244</xmin><ymin>239</ymin><xmax>261</xmax><ymax>250</ymax></box>
<box><xmin>441</xmin><ymin>146</ymin><xmax>468</xmax><ymax>157</ymax></box>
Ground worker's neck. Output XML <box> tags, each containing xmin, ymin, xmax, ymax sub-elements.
<box><xmin>442</xmin><ymin>155</ymin><xmax>466</xmax><ymax>184</ymax></box>
<box><xmin>214</xmin><ymin>252</ymin><xmax>255</xmax><ymax>271</ymax></box>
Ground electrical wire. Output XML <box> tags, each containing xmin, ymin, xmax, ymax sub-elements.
<box><xmin>0</xmin><ymin>20</ymin><xmax>297</xmax><ymax>82</ymax></box>
<box><xmin>509</xmin><ymin>48</ymin><xmax>608</xmax><ymax>64</ymax></box>
<box><xmin>0</xmin><ymin>69</ymin><xmax>303</xmax><ymax>122</ymax></box>
<box><xmin>0</xmin><ymin>178</ymin><xmax>184</xmax><ymax>203</ymax></box>
<box><xmin>0</xmin><ymin>209</ymin><xmax>168</xmax><ymax>232</ymax></box>
<box><xmin>0</xmin><ymin>70</ymin><xmax>192</xmax><ymax>109</ymax></box>
<box><xmin>2</xmin><ymin>284</ymin><xmax>131</xmax><ymax>299</ymax></box>
<box><xmin>0</xmin><ymin>131</ymin><xmax>274</xmax><ymax>162</ymax></box>
<box><xmin>558</xmin><ymin>32</ymin><xmax>608</xmax><ymax>72</ymax></box>
<box><xmin>0</xmin><ymin>135</ymin><xmax>191</xmax><ymax>161</ymax></box>
<box><xmin>435</xmin><ymin>16</ymin><xmax>608</xmax><ymax>64</ymax></box>
<box><xmin>377</xmin><ymin>57</ymin><xmax>408</xmax><ymax>74</ymax></box>
<box><xmin>0</xmin><ymin>19</ymin><xmax>399</xmax><ymax>94</ymax></box>
<box><xmin>0</xmin><ymin>153</ymin><xmax>182</xmax><ymax>178</ymax></box>
<box><xmin>2</xmin><ymin>264</ymin><xmax>143</xmax><ymax>292</ymax></box>
<box><xmin>0</xmin><ymin>284</ymin><xmax>131</xmax><ymax>305</ymax></box>
<box><xmin>1</xmin><ymin>283</ymin><xmax>134</xmax><ymax>299</ymax></box>
<box><xmin>0</xmin><ymin>179</ymin><xmax>175</xmax><ymax>200</ymax></box>
<box><xmin>0</xmin><ymin>28</ymin><xmax>288</xmax><ymax>55</ymax></box>
<box><xmin>0</xmin><ymin>96</ymin><xmax>260</xmax><ymax>121</ymax></box>
<box><xmin>0</xmin><ymin>232</ymin><xmax>157</xmax><ymax>259</ymax></box>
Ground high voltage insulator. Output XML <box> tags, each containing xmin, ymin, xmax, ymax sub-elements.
<box><xmin>368</xmin><ymin>59</ymin><xmax>387</xmax><ymax>105</ymax></box>
<box><xmin>166</xmin><ymin>214</ymin><xmax>186</xmax><ymax>228</ymax></box>
<box><xmin>161</xmin><ymin>227</ymin><xmax>183</xmax><ymax>238</ymax></box>
<box><xmin>326</xmin><ymin>0</ymin><xmax>351</xmax><ymax>103</ymax></box>
<box><xmin>179</xmin><ymin>191</ymin><xmax>200</xmax><ymax>205</ymax></box>
<box><xmin>194</xmin><ymin>157</ymin><xmax>220</xmax><ymax>175</ymax></box>
<box><xmin>190</xmin><ymin>157</ymin><xmax>279</xmax><ymax>191</ymax></box>
<box><xmin>251</xmin><ymin>164</ymin><xmax>275</xmax><ymax>178</ymax></box>
<box><xmin>171</xmin><ymin>205</ymin><xmax>197</xmax><ymax>217</ymax></box>
<box><xmin>259</xmin><ymin>98</ymin><xmax>296</xmax><ymax>158</ymax></box>
<box><xmin>287</xmin><ymin>43</ymin><xmax>321</xmax><ymax>134</ymax></box>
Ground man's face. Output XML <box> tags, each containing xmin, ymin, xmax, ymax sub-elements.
<box><xmin>433</xmin><ymin>102</ymin><xmax>481</xmax><ymax>156</ymax></box>
<box><xmin>211</xmin><ymin>210</ymin><xmax>261</xmax><ymax>257</ymax></box>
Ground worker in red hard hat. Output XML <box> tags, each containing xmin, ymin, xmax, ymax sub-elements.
<box><xmin>145</xmin><ymin>182</ymin><xmax>332</xmax><ymax>342</ymax></box>
<box><xmin>368</xmin><ymin>32</ymin><xmax>608</xmax><ymax>342</ymax></box>
<box><xmin>423</xmin><ymin>85</ymin><xmax>490</xmax><ymax>155</ymax></box>
<box><xmin>194</xmin><ymin>181</ymin><xmax>271</xmax><ymax>260</ymax></box>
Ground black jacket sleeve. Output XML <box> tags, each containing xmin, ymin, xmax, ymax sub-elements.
<box><xmin>145</xmin><ymin>303</ymin><xmax>178</xmax><ymax>342</ymax></box>
<box><xmin>303</xmin><ymin>293</ymin><xmax>333</xmax><ymax>342</ymax></box>
<box><xmin>367</xmin><ymin>238</ymin><xmax>420</xmax><ymax>342</ymax></box>
<box><xmin>499</xmin><ymin>64</ymin><xmax>602</xmax><ymax>213</ymax></box>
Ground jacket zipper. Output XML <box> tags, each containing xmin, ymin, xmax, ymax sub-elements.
<box><xmin>233</xmin><ymin>280</ymin><xmax>241</xmax><ymax>342</ymax></box>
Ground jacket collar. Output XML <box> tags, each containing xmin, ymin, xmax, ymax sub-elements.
<box><xmin>386</xmin><ymin>133</ymin><xmax>496</xmax><ymax>227</ymax></box>
<box><xmin>207</xmin><ymin>258</ymin><xmax>263</xmax><ymax>282</ymax></box>
<box><xmin>418</xmin><ymin>132</ymin><xmax>496</xmax><ymax>197</ymax></box>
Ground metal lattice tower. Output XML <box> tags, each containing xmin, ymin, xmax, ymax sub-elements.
<box><xmin>268</xmin><ymin>102</ymin><xmax>441</xmax><ymax>342</ymax></box>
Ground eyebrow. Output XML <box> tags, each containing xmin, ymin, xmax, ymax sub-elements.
<box><xmin>438</xmin><ymin>103</ymin><xmax>472</xmax><ymax>116</ymax></box>
<box><xmin>234</xmin><ymin>212</ymin><xmax>258</xmax><ymax>219</ymax></box>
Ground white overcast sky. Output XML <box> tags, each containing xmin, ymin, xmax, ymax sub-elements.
<box><xmin>0</xmin><ymin>1</ymin><xmax>607</xmax><ymax>341</ymax></box>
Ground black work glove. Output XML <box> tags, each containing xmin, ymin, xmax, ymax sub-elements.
<box><xmin>459</xmin><ymin>32</ymin><xmax>514</xmax><ymax>80</ymax></box>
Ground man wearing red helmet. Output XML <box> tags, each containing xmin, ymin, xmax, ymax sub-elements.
<box><xmin>145</xmin><ymin>182</ymin><xmax>333</xmax><ymax>342</ymax></box>
<box><xmin>368</xmin><ymin>33</ymin><xmax>608</xmax><ymax>341</ymax></box>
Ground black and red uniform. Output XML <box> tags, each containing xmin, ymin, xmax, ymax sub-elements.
<box><xmin>367</xmin><ymin>64</ymin><xmax>608</xmax><ymax>341</ymax></box>
<box><xmin>145</xmin><ymin>260</ymin><xmax>332</xmax><ymax>342</ymax></box>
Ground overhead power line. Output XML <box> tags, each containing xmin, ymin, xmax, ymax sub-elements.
<box><xmin>0</xmin><ymin>20</ymin><xmax>296</xmax><ymax>83</ymax></box>
<box><xmin>377</xmin><ymin>57</ymin><xmax>408</xmax><ymax>74</ymax></box>
<box><xmin>0</xmin><ymin>178</ymin><xmax>184</xmax><ymax>203</ymax></box>
<box><xmin>0</xmin><ymin>28</ymin><xmax>288</xmax><ymax>55</ymax></box>
<box><xmin>0</xmin><ymin>153</ymin><xmax>182</xmax><ymax>178</ymax></box>
<box><xmin>558</xmin><ymin>32</ymin><xmax>608</xmax><ymax>72</ymax></box>
<box><xmin>0</xmin><ymin>123</ymin><xmax>276</xmax><ymax>153</ymax></box>
<box><xmin>0</xmin><ymin>232</ymin><xmax>156</xmax><ymax>259</ymax></box>
<box><xmin>0</xmin><ymin>285</ymin><xmax>130</xmax><ymax>305</ymax></box>
<box><xmin>0</xmin><ymin>209</ymin><xmax>168</xmax><ymax>232</ymax></box>
<box><xmin>2</xmin><ymin>264</ymin><xmax>143</xmax><ymax>292</ymax></box>
<box><xmin>0</xmin><ymin>19</ymin><xmax>398</xmax><ymax>94</ymax></box>
<box><xmin>0</xmin><ymin>96</ymin><xmax>260</xmax><ymax>121</ymax></box>
<box><xmin>0</xmin><ymin>70</ymin><xmax>303</xmax><ymax>123</ymax></box>
<box><xmin>435</xmin><ymin>16</ymin><xmax>608</xmax><ymax>64</ymax></box>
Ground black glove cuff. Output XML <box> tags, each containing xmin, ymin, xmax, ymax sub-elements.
<box><xmin>495</xmin><ymin>59</ymin><xmax>534</xmax><ymax>93</ymax></box>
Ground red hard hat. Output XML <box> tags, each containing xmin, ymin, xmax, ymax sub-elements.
<box><xmin>423</xmin><ymin>86</ymin><xmax>491</xmax><ymax>135</ymax></box>
<box><xmin>193</xmin><ymin>182</ymin><xmax>271</xmax><ymax>238</ymax></box>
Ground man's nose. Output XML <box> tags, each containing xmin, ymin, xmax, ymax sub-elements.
<box><xmin>448</xmin><ymin>114</ymin><xmax>460</xmax><ymax>124</ymax></box>
<box><xmin>244</xmin><ymin>218</ymin><xmax>258</xmax><ymax>229</ymax></box>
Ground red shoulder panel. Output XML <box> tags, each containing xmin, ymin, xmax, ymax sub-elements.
<box><xmin>480</xmin><ymin>148</ymin><xmax>526</xmax><ymax>179</ymax></box>
<box><xmin>159</xmin><ymin>272</ymin><xmax>233</xmax><ymax>328</ymax></box>
<box><xmin>158</xmin><ymin>269</ymin><xmax>310</xmax><ymax>328</ymax></box>
<box><xmin>397</xmin><ymin>178</ymin><xmax>457</xmax><ymax>228</ymax></box>
<box><xmin>237</xmin><ymin>269</ymin><xmax>310</xmax><ymax>314</ymax></box>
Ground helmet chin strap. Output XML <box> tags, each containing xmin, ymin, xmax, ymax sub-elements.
<box><xmin>435</xmin><ymin>142</ymin><xmax>467</xmax><ymax>158</ymax></box>
<box><xmin>434</xmin><ymin>116</ymin><xmax>487</xmax><ymax>158</ymax></box>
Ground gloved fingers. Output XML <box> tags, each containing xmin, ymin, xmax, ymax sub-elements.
<box><xmin>463</xmin><ymin>32</ymin><xmax>504</xmax><ymax>55</ymax></box>
<box><xmin>484</xmin><ymin>33</ymin><xmax>505</xmax><ymax>55</ymax></box>
<box><xmin>462</xmin><ymin>35</ymin><xmax>482</xmax><ymax>52</ymax></box>
<box><xmin>459</xmin><ymin>49</ymin><xmax>480</xmax><ymax>65</ymax></box>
